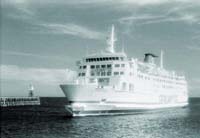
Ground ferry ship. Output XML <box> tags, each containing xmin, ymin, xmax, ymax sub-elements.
<box><xmin>60</xmin><ymin>25</ymin><xmax>188</xmax><ymax>117</ymax></box>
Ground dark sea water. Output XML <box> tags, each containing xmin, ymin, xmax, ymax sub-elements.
<box><xmin>1</xmin><ymin>97</ymin><xmax>200</xmax><ymax>138</ymax></box>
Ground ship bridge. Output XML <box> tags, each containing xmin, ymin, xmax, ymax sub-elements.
<box><xmin>76</xmin><ymin>25</ymin><xmax>133</xmax><ymax>90</ymax></box>
<box><xmin>77</xmin><ymin>51</ymin><xmax>130</xmax><ymax>87</ymax></box>
<box><xmin>84</xmin><ymin>52</ymin><xmax>127</xmax><ymax>63</ymax></box>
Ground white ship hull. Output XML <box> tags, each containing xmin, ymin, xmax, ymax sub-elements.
<box><xmin>60</xmin><ymin>84</ymin><xmax>188</xmax><ymax>117</ymax></box>
<box><xmin>59</xmin><ymin>25</ymin><xmax>189</xmax><ymax>117</ymax></box>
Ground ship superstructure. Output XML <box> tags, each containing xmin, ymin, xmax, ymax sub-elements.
<box><xmin>60</xmin><ymin>25</ymin><xmax>188</xmax><ymax>117</ymax></box>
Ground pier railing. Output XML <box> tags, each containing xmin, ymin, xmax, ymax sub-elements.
<box><xmin>0</xmin><ymin>97</ymin><xmax>40</xmax><ymax>107</ymax></box>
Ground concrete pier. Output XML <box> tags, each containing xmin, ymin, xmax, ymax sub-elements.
<box><xmin>0</xmin><ymin>97</ymin><xmax>40</xmax><ymax>107</ymax></box>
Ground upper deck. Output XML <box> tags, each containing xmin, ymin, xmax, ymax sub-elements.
<box><xmin>73</xmin><ymin>25</ymin><xmax>187</xmax><ymax>92</ymax></box>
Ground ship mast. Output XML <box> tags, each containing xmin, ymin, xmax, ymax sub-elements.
<box><xmin>107</xmin><ymin>25</ymin><xmax>116</xmax><ymax>53</ymax></box>
<box><xmin>160</xmin><ymin>50</ymin><xmax>164</xmax><ymax>69</ymax></box>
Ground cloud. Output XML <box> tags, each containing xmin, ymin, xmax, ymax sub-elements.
<box><xmin>3</xmin><ymin>0</ymin><xmax>106</xmax><ymax>40</ymax></box>
<box><xmin>38</xmin><ymin>23</ymin><xmax>106</xmax><ymax>40</ymax></box>
<box><xmin>139</xmin><ymin>14</ymin><xmax>199</xmax><ymax>25</ymax></box>
<box><xmin>118</xmin><ymin>14</ymin><xmax>165</xmax><ymax>24</ymax></box>
<box><xmin>3</xmin><ymin>0</ymin><xmax>200</xmax><ymax>8</ymax></box>
<box><xmin>2</xmin><ymin>0</ymin><xmax>28</xmax><ymax>5</ymax></box>
<box><xmin>186</xmin><ymin>45</ymin><xmax>200</xmax><ymax>51</ymax></box>
<box><xmin>61</xmin><ymin>0</ymin><xmax>200</xmax><ymax>6</ymax></box>
<box><xmin>120</xmin><ymin>0</ymin><xmax>169</xmax><ymax>6</ymax></box>
<box><xmin>192</xmin><ymin>35</ymin><xmax>200</xmax><ymax>40</ymax></box>
<box><xmin>119</xmin><ymin>8</ymin><xmax>200</xmax><ymax>26</ymax></box>
<box><xmin>0</xmin><ymin>65</ymin><xmax>77</xmax><ymax>84</ymax></box>
<box><xmin>117</xmin><ymin>0</ymin><xmax>200</xmax><ymax>26</ymax></box>
<box><xmin>1</xmin><ymin>50</ymin><xmax>73</xmax><ymax>62</ymax></box>
<box><xmin>45</xmin><ymin>0</ymin><xmax>200</xmax><ymax>6</ymax></box>
<box><xmin>117</xmin><ymin>6</ymin><xmax>200</xmax><ymax>37</ymax></box>
<box><xmin>2</xmin><ymin>0</ymin><xmax>162</xmax><ymax>6</ymax></box>
<box><xmin>192</xmin><ymin>32</ymin><xmax>200</xmax><ymax>40</ymax></box>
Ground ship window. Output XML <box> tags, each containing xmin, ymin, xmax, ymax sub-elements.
<box><xmin>105</xmin><ymin>57</ymin><xmax>109</xmax><ymax>60</ymax></box>
<box><xmin>97</xmin><ymin>72</ymin><xmax>100</xmax><ymax>76</ymax></box>
<box><xmin>78</xmin><ymin>73</ymin><xmax>81</xmax><ymax>76</ymax></box>
<box><xmin>120</xmin><ymin>72</ymin><xmax>124</xmax><ymax>75</ymax></box>
<box><xmin>101</xmin><ymin>65</ymin><xmax>106</xmax><ymax>68</ymax></box>
<box><xmin>91</xmin><ymin>72</ymin><xmax>95</xmax><ymax>76</ymax></box>
<box><xmin>116</xmin><ymin>57</ymin><xmax>119</xmax><ymax>60</ymax></box>
<box><xmin>101</xmin><ymin>72</ymin><xmax>106</xmax><ymax>76</ymax></box>
<box><xmin>91</xmin><ymin>65</ymin><xmax>95</xmax><ymax>69</ymax></box>
<box><xmin>107</xmin><ymin>72</ymin><xmax>111</xmax><ymax>76</ymax></box>
<box><xmin>79</xmin><ymin>66</ymin><xmax>82</xmax><ymax>69</ymax></box>
<box><xmin>100</xmin><ymin>58</ymin><xmax>103</xmax><ymax>61</ymax></box>
<box><xmin>86</xmin><ymin>59</ymin><xmax>89</xmax><ymax>62</ymax></box>
<box><xmin>121</xmin><ymin>64</ymin><xmax>125</xmax><ymax>67</ymax></box>
<box><xmin>122</xmin><ymin>82</ymin><xmax>126</xmax><ymax>90</ymax></box>
<box><xmin>90</xmin><ymin>78</ymin><xmax>95</xmax><ymax>83</ymax></box>
<box><xmin>83</xmin><ymin>65</ymin><xmax>87</xmax><ymax>69</ymax></box>
<box><xmin>107</xmin><ymin>64</ymin><xmax>112</xmax><ymax>68</ymax></box>
<box><xmin>112</xmin><ymin>57</ymin><xmax>115</xmax><ymax>60</ymax></box>
<box><xmin>129</xmin><ymin>84</ymin><xmax>134</xmax><ymax>91</ymax></box>
<box><xmin>138</xmin><ymin>75</ymin><xmax>143</xmax><ymax>78</ymax></box>
<box><xmin>96</xmin><ymin>65</ymin><xmax>100</xmax><ymax>68</ymax></box>
<box><xmin>97</xmin><ymin>58</ymin><xmax>100</xmax><ymax>61</ymax></box>
<box><xmin>109</xmin><ymin>57</ymin><xmax>112</xmax><ymax>60</ymax></box>
<box><xmin>98</xmin><ymin>78</ymin><xmax>104</xmax><ymax>83</ymax></box>
<box><xmin>82</xmin><ymin>73</ymin><xmax>85</xmax><ymax>76</ymax></box>
<box><xmin>120</xmin><ymin>57</ymin><xmax>124</xmax><ymax>61</ymax></box>
<box><xmin>103</xmin><ymin>57</ymin><xmax>106</xmax><ymax>61</ymax></box>
<box><xmin>114</xmin><ymin>72</ymin><xmax>119</xmax><ymax>75</ymax></box>
<box><xmin>115</xmin><ymin>64</ymin><xmax>120</xmax><ymax>67</ymax></box>
<box><xmin>94</xmin><ymin>58</ymin><xmax>97</xmax><ymax>62</ymax></box>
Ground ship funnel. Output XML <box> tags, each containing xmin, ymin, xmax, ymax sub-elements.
<box><xmin>144</xmin><ymin>53</ymin><xmax>158</xmax><ymax>64</ymax></box>
<box><xmin>106</xmin><ymin>25</ymin><xmax>116</xmax><ymax>53</ymax></box>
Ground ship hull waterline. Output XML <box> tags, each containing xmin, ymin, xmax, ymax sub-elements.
<box><xmin>60</xmin><ymin>84</ymin><xmax>188</xmax><ymax>117</ymax></box>
<box><xmin>64</xmin><ymin>102</ymin><xmax>188</xmax><ymax>117</ymax></box>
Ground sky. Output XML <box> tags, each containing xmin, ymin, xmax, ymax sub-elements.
<box><xmin>1</xmin><ymin>0</ymin><xmax>200</xmax><ymax>97</ymax></box>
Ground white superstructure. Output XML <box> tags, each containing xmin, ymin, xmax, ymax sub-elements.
<box><xmin>60</xmin><ymin>25</ymin><xmax>188</xmax><ymax>117</ymax></box>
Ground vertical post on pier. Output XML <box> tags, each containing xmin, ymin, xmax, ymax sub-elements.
<box><xmin>29</xmin><ymin>84</ymin><xmax>34</xmax><ymax>97</ymax></box>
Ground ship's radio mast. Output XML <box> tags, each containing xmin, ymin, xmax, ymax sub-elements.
<box><xmin>160</xmin><ymin>50</ymin><xmax>164</xmax><ymax>69</ymax></box>
<box><xmin>107</xmin><ymin>25</ymin><xmax>116</xmax><ymax>53</ymax></box>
